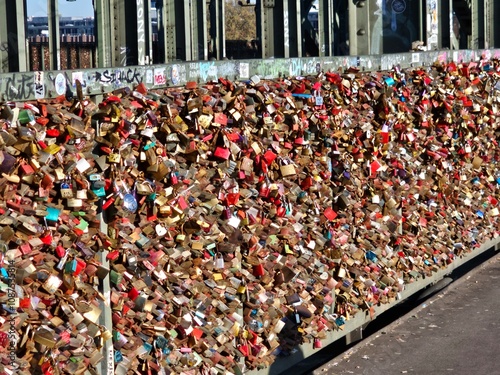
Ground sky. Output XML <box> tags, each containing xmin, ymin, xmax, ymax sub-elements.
<box><xmin>27</xmin><ymin>0</ymin><xmax>94</xmax><ymax>17</ymax></box>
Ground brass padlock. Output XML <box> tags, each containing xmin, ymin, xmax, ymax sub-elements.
<box><xmin>108</xmin><ymin>153</ymin><xmax>121</xmax><ymax>163</ymax></box>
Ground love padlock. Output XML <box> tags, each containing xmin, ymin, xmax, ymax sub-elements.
<box><xmin>214</xmin><ymin>253</ymin><xmax>225</xmax><ymax>269</ymax></box>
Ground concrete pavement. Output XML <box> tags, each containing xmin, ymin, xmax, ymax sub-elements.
<box><xmin>312</xmin><ymin>252</ymin><xmax>500</xmax><ymax>375</ymax></box>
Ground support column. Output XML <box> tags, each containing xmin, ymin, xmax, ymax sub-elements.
<box><xmin>156</xmin><ymin>0</ymin><xmax>176</xmax><ymax>62</ymax></box>
<box><xmin>348</xmin><ymin>0</ymin><xmax>370</xmax><ymax>55</ymax></box>
<box><xmin>48</xmin><ymin>0</ymin><xmax>60</xmax><ymax>70</ymax></box>
<box><xmin>210</xmin><ymin>0</ymin><xmax>226</xmax><ymax>60</ymax></box>
<box><xmin>94</xmin><ymin>0</ymin><xmax>113</xmax><ymax>68</ymax></box>
<box><xmin>157</xmin><ymin>0</ymin><xmax>207</xmax><ymax>62</ymax></box>
<box><xmin>97</xmin><ymin>203</ymin><xmax>114</xmax><ymax>375</ymax></box>
<box><xmin>426</xmin><ymin>0</ymin><xmax>439</xmax><ymax>50</ymax></box>
<box><xmin>440</xmin><ymin>0</ymin><xmax>451</xmax><ymax>49</ymax></box>
<box><xmin>283</xmin><ymin>0</ymin><xmax>301</xmax><ymax>57</ymax></box>
<box><xmin>112</xmin><ymin>0</ymin><xmax>152</xmax><ymax>66</ymax></box>
<box><xmin>0</xmin><ymin>0</ymin><xmax>28</xmax><ymax>72</ymax></box>
<box><xmin>176</xmin><ymin>0</ymin><xmax>193</xmax><ymax>61</ymax></box>
<box><xmin>484</xmin><ymin>0</ymin><xmax>497</xmax><ymax>48</ymax></box>
<box><xmin>493</xmin><ymin>0</ymin><xmax>500</xmax><ymax>48</ymax></box>
<box><xmin>471</xmin><ymin>0</ymin><xmax>485</xmax><ymax>49</ymax></box>
<box><xmin>192</xmin><ymin>0</ymin><xmax>208</xmax><ymax>60</ymax></box>
<box><xmin>318</xmin><ymin>0</ymin><xmax>333</xmax><ymax>56</ymax></box>
<box><xmin>259</xmin><ymin>0</ymin><xmax>275</xmax><ymax>58</ymax></box>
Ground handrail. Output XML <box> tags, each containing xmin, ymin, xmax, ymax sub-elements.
<box><xmin>247</xmin><ymin>238</ymin><xmax>500</xmax><ymax>375</ymax></box>
<box><xmin>1</xmin><ymin>48</ymin><xmax>499</xmax><ymax>102</ymax></box>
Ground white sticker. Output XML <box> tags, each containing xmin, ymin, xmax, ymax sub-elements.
<box><xmin>55</xmin><ymin>73</ymin><xmax>66</xmax><ymax>96</ymax></box>
<box><xmin>239</xmin><ymin>63</ymin><xmax>250</xmax><ymax>79</ymax></box>
<box><xmin>34</xmin><ymin>71</ymin><xmax>45</xmax><ymax>99</ymax></box>
<box><xmin>154</xmin><ymin>67</ymin><xmax>166</xmax><ymax>86</ymax></box>
<box><xmin>412</xmin><ymin>53</ymin><xmax>420</xmax><ymax>63</ymax></box>
<box><xmin>72</xmin><ymin>71</ymin><xmax>84</xmax><ymax>87</ymax></box>
<box><xmin>146</xmin><ymin>70</ymin><xmax>153</xmax><ymax>84</ymax></box>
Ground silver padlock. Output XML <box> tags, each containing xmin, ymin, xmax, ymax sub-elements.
<box><xmin>214</xmin><ymin>253</ymin><xmax>225</xmax><ymax>269</ymax></box>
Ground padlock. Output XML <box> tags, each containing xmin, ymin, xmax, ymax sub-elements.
<box><xmin>60</xmin><ymin>179</ymin><xmax>73</xmax><ymax>198</ymax></box>
<box><xmin>115</xmin><ymin>179</ymin><xmax>137</xmax><ymax>213</ymax></box>
<box><xmin>42</xmin><ymin>274</ymin><xmax>62</xmax><ymax>294</ymax></box>
<box><xmin>294</xmin><ymin>308</ymin><xmax>301</xmax><ymax>324</ymax></box>
<box><xmin>76</xmin><ymin>188</ymin><xmax>88</xmax><ymax>199</ymax></box>
<box><xmin>253</xmin><ymin>264</ymin><xmax>265</xmax><ymax>277</ymax></box>
<box><xmin>67</xmin><ymin>198</ymin><xmax>83</xmax><ymax>208</ymax></box>
<box><xmin>314</xmin><ymin>338</ymin><xmax>322</xmax><ymax>348</ymax></box>
<box><xmin>214</xmin><ymin>253</ymin><xmax>225</xmax><ymax>269</ymax></box>
<box><xmin>314</xmin><ymin>90</ymin><xmax>324</xmax><ymax>106</ymax></box>
<box><xmin>108</xmin><ymin>152</ymin><xmax>121</xmax><ymax>163</ymax></box>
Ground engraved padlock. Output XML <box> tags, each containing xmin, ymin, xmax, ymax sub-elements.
<box><xmin>108</xmin><ymin>152</ymin><xmax>121</xmax><ymax>163</ymax></box>
<box><xmin>76</xmin><ymin>179</ymin><xmax>89</xmax><ymax>200</ymax></box>
<box><xmin>60</xmin><ymin>178</ymin><xmax>73</xmax><ymax>198</ymax></box>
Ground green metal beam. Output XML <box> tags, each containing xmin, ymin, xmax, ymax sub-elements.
<box><xmin>348</xmin><ymin>0</ymin><xmax>370</xmax><ymax>55</ymax></box>
<box><xmin>210</xmin><ymin>0</ymin><xmax>226</xmax><ymax>60</ymax></box>
<box><xmin>192</xmin><ymin>0</ymin><xmax>208</xmax><ymax>61</ymax></box>
<box><xmin>0</xmin><ymin>0</ymin><xmax>28</xmax><ymax>72</ymax></box>
<box><xmin>112</xmin><ymin>0</ymin><xmax>153</xmax><ymax>66</ymax></box>
<box><xmin>48</xmin><ymin>0</ymin><xmax>60</xmax><ymax>70</ymax></box>
<box><xmin>94</xmin><ymin>0</ymin><xmax>113</xmax><ymax>68</ymax></box>
<box><xmin>471</xmin><ymin>0</ymin><xmax>485</xmax><ymax>48</ymax></box>
<box><xmin>318</xmin><ymin>0</ymin><xmax>334</xmax><ymax>56</ymax></box>
<box><xmin>485</xmin><ymin>0</ymin><xmax>498</xmax><ymax>48</ymax></box>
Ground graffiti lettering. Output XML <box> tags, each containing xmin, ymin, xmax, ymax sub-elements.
<box><xmin>137</xmin><ymin>0</ymin><xmax>145</xmax><ymax>65</ymax></box>
<box><xmin>94</xmin><ymin>68</ymin><xmax>142</xmax><ymax>85</ymax></box>
<box><xmin>284</xmin><ymin>10</ymin><xmax>289</xmax><ymax>48</ymax></box>
<box><xmin>217</xmin><ymin>62</ymin><xmax>237</xmax><ymax>79</ymax></box>
<box><xmin>199</xmin><ymin>62</ymin><xmax>215</xmax><ymax>83</ymax></box>
<box><xmin>34</xmin><ymin>71</ymin><xmax>45</xmax><ymax>99</ymax></box>
<box><xmin>120</xmin><ymin>46</ymin><xmax>132</xmax><ymax>67</ymax></box>
<box><xmin>290</xmin><ymin>58</ymin><xmax>301</xmax><ymax>77</ymax></box>
<box><xmin>2</xmin><ymin>73</ymin><xmax>34</xmax><ymax>101</ymax></box>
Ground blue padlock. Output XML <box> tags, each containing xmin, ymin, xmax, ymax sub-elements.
<box><xmin>92</xmin><ymin>186</ymin><xmax>106</xmax><ymax>197</ymax></box>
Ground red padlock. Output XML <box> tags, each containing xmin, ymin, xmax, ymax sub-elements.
<box><xmin>128</xmin><ymin>287</ymin><xmax>139</xmax><ymax>301</ymax></box>
<box><xmin>170</xmin><ymin>172</ymin><xmax>178</xmax><ymax>185</ymax></box>
<box><xmin>253</xmin><ymin>264</ymin><xmax>265</xmax><ymax>277</ymax></box>
<box><xmin>73</xmin><ymin>258</ymin><xmax>87</xmax><ymax>276</ymax></box>
<box><xmin>314</xmin><ymin>338</ymin><xmax>322</xmax><ymax>349</ymax></box>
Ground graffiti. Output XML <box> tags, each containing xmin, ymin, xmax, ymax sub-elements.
<box><xmin>120</xmin><ymin>46</ymin><xmax>133</xmax><ymax>66</ymax></box>
<box><xmin>93</xmin><ymin>68</ymin><xmax>142</xmax><ymax>85</ymax></box>
<box><xmin>255</xmin><ymin>59</ymin><xmax>289</xmax><ymax>79</ymax></box>
<box><xmin>288</xmin><ymin>58</ymin><xmax>318</xmax><ymax>77</ymax></box>
<box><xmin>1</xmin><ymin>73</ymin><xmax>34</xmax><ymax>100</ymax></box>
<box><xmin>34</xmin><ymin>71</ymin><xmax>45</xmax><ymax>99</ymax></box>
<box><xmin>284</xmin><ymin>10</ymin><xmax>289</xmax><ymax>48</ymax></box>
<box><xmin>54</xmin><ymin>73</ymin><xmax>67</xmax><ymax>96</ymax></box>
<box><xmin>170</xmin><ymin>65</ymin><xmax>180</xmax><ymax>85</ymax></box>
<box><xmin>153</xmin><ymin>67</ymin><xmax>166</xmax><ymax>86</ymax></box>
<box><xmin>199</xmin><ymin>61</ymin><xmax>216</xmax><ymax>83</ymax></box>
<box><xmin>290</xmin><ymin>59</ymin><xmax>301</xmax><ymax>77</ymax></box>
<box><xmin>217</xmin><ymin>62</ymin><xmax>237</xmax><ymax>79</ymax></box>
<box><xmin>136</xmin><ymin>0</ymin><xmax>146</xmax><ymax>65</ymax></box>
<box><xmin>1</xmin><ymin>49</ymin><xmax>499</xmax><ymax>101</ymax></box>
<box><xmin>0</xmin><ymin>42</ymin><xmax>8</xmax><ymax>52</ymax></box>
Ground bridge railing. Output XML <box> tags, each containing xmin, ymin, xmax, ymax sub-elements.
<box><xmin>2</xmin><ymin>48</ymin><xmax>499</xmax><ymax>103</ymax></box>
